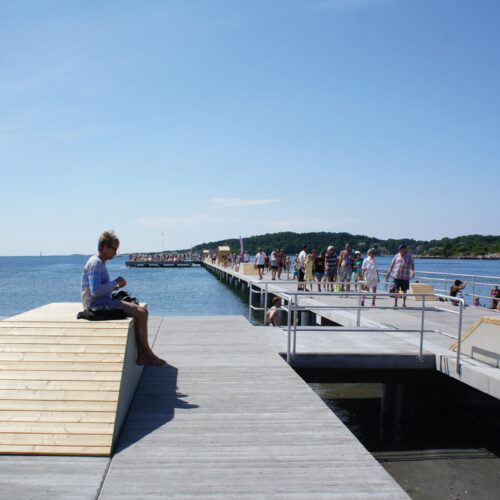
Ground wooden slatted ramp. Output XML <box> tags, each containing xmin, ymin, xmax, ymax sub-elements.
<box><xmin>0</xmin><ymin>303</ymin><xmax>143</xmax><ymax>456</ymax></box>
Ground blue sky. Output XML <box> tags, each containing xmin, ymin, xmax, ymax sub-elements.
<box><xmin>1</xmin><ymin>0</ymin><xmax>499</xmax><ymax>255</ymax></box>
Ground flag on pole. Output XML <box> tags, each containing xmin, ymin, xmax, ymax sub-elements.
<box><xmin>239</xmin><ymin>235</ymin><xmax>244</xmax><ymax>253</ymax></box>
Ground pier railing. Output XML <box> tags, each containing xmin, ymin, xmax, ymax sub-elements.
<box><xmin>379</xmin><ymin>268</ymin><xmax>499</xmax><ymax>307</ymax></box>
<box><xmin>248</xmin><ymin>282</ymin><xmax>465</xmax><ymax>374</ymax></box>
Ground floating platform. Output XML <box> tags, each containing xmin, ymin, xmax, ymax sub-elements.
<box><xmin>126</xmin><ymin>260</ymin><xmax>201</xmax><ymax>268</ymax></box>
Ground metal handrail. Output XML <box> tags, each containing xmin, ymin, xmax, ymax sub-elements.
<box><xmin>379</xmin><ymin>267</ymin><xmax>499</xmax><ymax>306</ymax></box>
<box><xmin>248</xmin><ymin>282</ymin><xmax>465</xmax><ymax>375</ymax></box>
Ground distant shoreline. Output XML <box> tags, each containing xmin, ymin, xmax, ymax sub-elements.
<box><xmin>412</xmin><ymin>255</ymin><xmax>499</xmax><ymax>260</ymax></box>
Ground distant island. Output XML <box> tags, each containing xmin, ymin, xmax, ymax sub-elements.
<box><xmin>186</xmin><ymin>232</ymin><xmax>500</xmax><ymax>259</ymax></box>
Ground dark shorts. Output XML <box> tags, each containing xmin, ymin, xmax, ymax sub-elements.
<box><xmin>393</xmin><ymin>278</ymin><xmax>410</xmax><ymax>292</ymax></box>
<box><xmin>326</xmin><ymin>269</ymin><xmax>337</xmax><ymax>279</ymax></box>
<box><xmin>90</xmin><ymin>297</ymin><xmax>124</xmax><ymax>308</ymax></box>
<box><xmin>271</xmin><ymin>266</ymin><xmax>278</xmax><ymax>270</ymax></box>
<box><xmin>298</xmin><ymin>269</ymin><xmax>305</xmax><ymax>281</ymax></box>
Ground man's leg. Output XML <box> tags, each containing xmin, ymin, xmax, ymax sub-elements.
<box><xmin>120</xmin><ymin>301</ymin><xmax>166</xmax><ymax>366</ymax></box>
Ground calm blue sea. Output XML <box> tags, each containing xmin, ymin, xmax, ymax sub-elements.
<box><xmin>0</xmin><ymin>255</ymin><xmax>248</xmax><ymax>317</ymax></box>
<box><xmin>0</xmin><ymin>255</ymin><xmax>499</xmax><ymax>317</ymax></box>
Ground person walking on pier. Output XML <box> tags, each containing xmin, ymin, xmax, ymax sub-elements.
<box><xmin>277</xmin><ymin>249</ymin><xmax>285</xmax><ymax>280</ymax></box>
<box><xmin>297</xmin><ymin>244</ymin><xmax>308</xmax><ymax>290</ymax></box>
<box><xmin>304</xmin><ymin>254</ymin><xmax>314</xmax><ymax>291</ymax></box>
<box><xmin>385</xmin><ymin>244</ymin><xmax>414</xmax><ymax>307</ymax></box>
<box><xmin>361</xmin><ymin>248</ymin><xmax>380</xmax><ymax>306</ymax></box>
<box><xmin>270</xmin><ymin>250</ymin><xmax>279</xmax><ymax>280</ymax></box>
<box><xmin>338</xmin><ymin>242</ymin><xmax>354</xmax><ymax>293</ymax></box>
<box><xmin>352</xmin><ymin>251</ymin><xmax>363</xmax><ymax>292</ymax></box>
<box><xmin>325</xmin><ymin>246</ymin><xmax>338</xmax><ymax>292</ymax></box>
<box><xmin>81</xmin><ymin>231</ymin><xmax>166</xmax><ymax>366</ymax></box>
<box><xmin>315</xmin><ymin>250</ymin><xmax>326</xmax><ymax>291</ymax></box>
<box><xmin>255</xmin><ymin>248</ymin><xmax>267</xmax><ymax>280</ymax></box>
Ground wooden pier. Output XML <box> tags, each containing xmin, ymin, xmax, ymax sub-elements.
<box><xmin>1</xmin><ymin>263</ymin><xmax>499</xmax><ymax>497</ymax></box>
<box><xmin>202</xmin><ymin>261</ymin><xmax>500</xmax><ymax>401</ymax></box>
<box><xmin>0</xmin><ymin>315</ymin><xmax>409</xmax><ymax>498</ymax></box>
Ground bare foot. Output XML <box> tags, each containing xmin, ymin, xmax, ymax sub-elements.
<box><xmin>137</xmin><ymin>355</ymin><xmax>167</xmax><ymax>366</ymax></box>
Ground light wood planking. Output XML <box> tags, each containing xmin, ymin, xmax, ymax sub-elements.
<box><xmin>0</xmin><ymin>343</ymin><xmax>126</xmax><ymax>353</ymax></box>
<box><xmin>0</xmin><ymin>380</ymin><xmax>121</xmax><ymax>391</ymax></box>
<box><xmin>0</xmin><ymin>352</ymin><xmax>125</xmax><ymax>362</ymax></box>
<box><xmin>0</xmin><ymin>370</ymin><xmax>122</xmax><ymax>381</ymax></box>
<box><xmin>0</xmin><ymin>400</ymin><xmax>118</xmax><ymax>411</ymax></box>
<box><xmin>0</xmin><ymin>390</ymin><xmax>119</xmax><ymax>401</ymax></box>
<box><xmin>0</xmin><ymin>361</ymin><xmax>124</xmax><ymax>371</ymax></box>
<box><xmin>0</xmin><ymin>445</ymin><xmax>110</xmax><ymax>455</ymax></box>
<box><xmin>0</xmin><ymin>302</ymin><xmax>144</xmax><ymax>456</ymax></box>
<box><xmin>0</xmin><ymin>422</ymin><xmax>114</xmax><ymax>434</ymax></box>
<box><xmin>0</xmin><ymin>433</ymin><xmax>112</xmax><ymax>447</ymax></box>
<box><xmin>0</xmin><ymin>410</ymin><xmax>116</xmax><ymax>423</ymax></box>
<box><xmin>0</xmin><ymin>335</ymin><xmax>127</xmax><ymax>345</ymax></box>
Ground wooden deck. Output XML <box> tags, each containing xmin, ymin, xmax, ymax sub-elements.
<box><xmin>98</xmin><ymin>315</ymin><xmax>408</xmax><ymax>499</ymax></box>
<box><xmin>0</xmin><ymin>315</ymin><xmax>409</xmax><ymax>498</ymax></box>
<box><xmin>0</xmin><ymin>303</ymin><xmax>143</xmax><ymax>456</ymax></box>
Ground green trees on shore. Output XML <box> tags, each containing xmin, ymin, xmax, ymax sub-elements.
<box><xmin>187</xmin><ymin>232</ymin><xmax>500</xmax><ymax>258</ymax></box>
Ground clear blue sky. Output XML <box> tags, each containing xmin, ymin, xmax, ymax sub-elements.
<box><xmin>1</xmin><ymin>0</ymin><xmax>498</xmax><ymax>255</ymax></box>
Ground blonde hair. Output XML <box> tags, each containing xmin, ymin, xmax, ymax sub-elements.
<box><xmin>98</xmin><ymin>230</ymin><xmax>119</xmax><ymax>251</ymax></box>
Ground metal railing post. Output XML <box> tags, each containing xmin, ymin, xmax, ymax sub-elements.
<box><xmin>293</xmin><ymin>296</ymin><xmax>298</xmax><ymax>359</ymax></box>
<box><xmin>264</xmin><ymin>283</ymin><xmax>269</xmax><ymax>321</ymax></box>
<box><xmin>286</xmin><ymin>295</ymin><xmax>292</xmax><ymax>363</ymax></box>
<box><xmin>457</xmin><ymin>299</ymin><xmax>464</xmax><ymax>375</ymax></box>
<box><xmin>248</xmin><ymin>283</ymin><xmax>253</xmax><ymax>322</ymax></box>
<box><xmin>419</xmin><ymin>296</ymin><xmax>425</xmax><ymax>361</ymax></box>
<box><xmin>356</xmin><ymin>294</ymin><xmax>361</xmax><ymax>327</ymax></box>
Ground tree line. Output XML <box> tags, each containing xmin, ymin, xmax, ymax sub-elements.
<box><xmin>184</xmin><ymin>232</ymin><xmax>500</xmax><ymax>258</ymax></box>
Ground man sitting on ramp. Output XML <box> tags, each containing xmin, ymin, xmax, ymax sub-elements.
<box><xmin>81</xmin><ymin>230</ymin><xmax>166</xmax><ymax>366</ymax></box>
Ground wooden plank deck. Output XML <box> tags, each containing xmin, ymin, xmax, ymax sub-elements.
<box><xmin>99</xmin><ymin>315</ymin><xmax>408</xmax><ymax>499</ymax></box>
<box><xmin>0</xmin><ymin>303</ymin><xmax>143</xmax><ymax>456</ymax></box>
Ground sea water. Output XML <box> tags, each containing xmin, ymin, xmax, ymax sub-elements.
<box><xmin>0</xmin><ymin>255</ymin><xmax>248</xmax><ymax>317</ymax></box>
<box><xmin>0</xmin><ymin>255</ymin><xmax>499</xmax><ymax>317</ymax></box>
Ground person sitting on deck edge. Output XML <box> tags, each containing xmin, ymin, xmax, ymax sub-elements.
<box><xmin>266</xmin><ymin>296</ymin><xmax>282</xmax><ymax>327</ymax></box>
<box><xmin>81</xmin><ymin>230</ymin><xmax>166</xmax><ymax>366</ymax></box>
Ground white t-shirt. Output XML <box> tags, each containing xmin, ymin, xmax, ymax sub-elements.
<box><xmin>361</xmin><ymin>257</ymin><xmax>378</xmax><ymax>280</ymax></box>
<box><xmin>298</xmin><ymin>250</ymin><xmax>307</xmax><ymax>265</ymax></box>
<box><xmin>255</xmin><ymin>252</ymin><xmax>266</xmax><ymax>265</ymax></box>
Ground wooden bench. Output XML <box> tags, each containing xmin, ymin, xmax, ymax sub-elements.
<box><xmin>408</xmin><ymin>282</ymin><xmax>437</xmax><ymax>301</ymax></box>
<box><xmin>0</xmin><ymin>302</ymin><xmax>143</xmax><ymax>456</ymax></box>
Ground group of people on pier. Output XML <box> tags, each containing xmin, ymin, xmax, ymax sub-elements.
<box><xmin>129</xmin><ymin>251</ymin><xmax>202</xmax><ymax>263</ymax></box>
<box><xmin>251</xmin><ymin>242</ymin><xmax>414</xmax><ymax>307</ymax></box>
